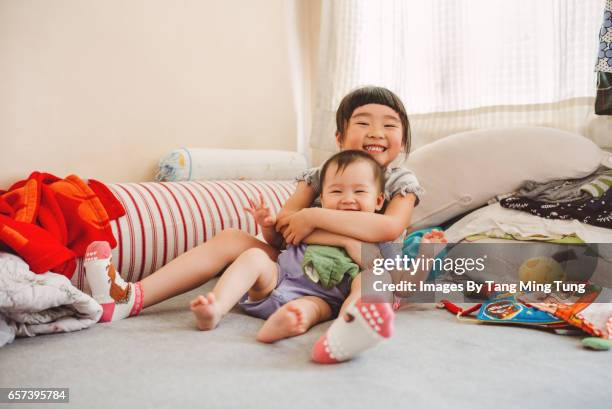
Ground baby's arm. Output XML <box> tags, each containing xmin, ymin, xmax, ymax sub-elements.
<box><xmin>279</xmin><ymin>193</ymin><xmax>417</xmax><ymax>245</ymax></box>
<box><xmin>244</xmin><ymin>195</ymin><xmax>284</xmax><ymax>249</ymax></box>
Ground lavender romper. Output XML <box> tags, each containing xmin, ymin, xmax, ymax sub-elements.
<box><xmin>239</xmin><ymin>244</ymin><xmax>352</xmax><ymax>319</ymax></box>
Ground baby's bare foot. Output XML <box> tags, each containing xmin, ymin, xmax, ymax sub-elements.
<box><xmin>190</xmin><ymin>293</ymin><xmax>222</xmax><ymax>331</ymax></box>
<box><xmin>421</xmin><ymin>229</ymin><xmax>447</xmax><ymax>244</ymax></box>
<box><xmin>256</xmin><ymin>303</ymin><xmax>309</xmax><ymax>343</ymax></box>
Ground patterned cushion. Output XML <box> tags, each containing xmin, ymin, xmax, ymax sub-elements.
<box><xmin>71</xmin><ymin>180</ymin><xmax>295</xmax><ymax>290</ymax></box>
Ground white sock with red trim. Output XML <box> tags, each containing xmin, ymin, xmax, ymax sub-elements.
<box><xmin>84</xmin><ymin>241</ymin><xmax>144</xmax><ymax>322</ymax></box>
<box><xmin>311</xmin><ymin>298</ymin><xmax>394</xmax><ymax>364</ymax></box>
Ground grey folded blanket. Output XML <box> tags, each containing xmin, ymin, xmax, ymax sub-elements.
<box><xmin>517</xmin><ymin>166</ymin><xmax>611</xmax><ymax>203</ymax></box>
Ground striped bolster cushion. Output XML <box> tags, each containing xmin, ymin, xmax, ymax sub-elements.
<box><xmin>71</xmin><ymin>180</ymin><xmax>295</xmax><ymax>291</ymax></box>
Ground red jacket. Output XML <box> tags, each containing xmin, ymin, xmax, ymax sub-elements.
<box><xmin>0</xmin><ymin>172</ymin><xmax>125</xmax><ymax>278</ymax></box>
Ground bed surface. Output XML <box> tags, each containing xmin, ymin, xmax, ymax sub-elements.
<box><xmin>4</xmin><ymin>171</ymin><xmax>612</xmax><ymax>408</ymax></box>
<box><xmin>1</xmin><ymin>279</ymin><xmax>609</xmax><ymax>409</ymax></box>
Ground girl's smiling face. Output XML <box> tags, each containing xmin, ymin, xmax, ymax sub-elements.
<box><xmin>336</xmin><ymin>103</ymin><xmax>404</xmax><ymax>167</ymax></box>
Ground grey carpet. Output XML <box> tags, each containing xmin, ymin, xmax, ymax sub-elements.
<box><xmin>1</xmin><ymin>280</ymin><xmax>610</xmax><ymax>409</ymax></box>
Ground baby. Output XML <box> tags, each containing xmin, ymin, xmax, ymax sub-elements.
<box><xmin>190</xmin><ymin>150</ymin><xmax>393</xmax><ymax>342</ymax></box>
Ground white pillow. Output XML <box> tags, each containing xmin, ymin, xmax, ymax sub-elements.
<box><xmin>405</xmin><ymin>126</ymin><xmax>604</xmax><ymax>229</ymax></box>
<box><xmin>444</xmin><ymin>203</ymin><xmax>612</xmax><ymax>243</ymax></box>
<box><xmin>156</xmin><ymin>148</ymin><xmax>308</xmax><ymax>181</ymax></box>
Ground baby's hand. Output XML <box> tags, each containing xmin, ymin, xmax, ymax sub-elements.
<box><xmin>244</xmin><ymin>194</ymin><xmax>275</xmax><ymax>228</ymax></box>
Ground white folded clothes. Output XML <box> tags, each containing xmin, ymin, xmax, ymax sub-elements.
<box><xmin>0</xmin><ymin>252</ymin><xmax>102</xmax><ymax>348</ymax></box>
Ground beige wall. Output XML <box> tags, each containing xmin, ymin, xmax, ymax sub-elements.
<box><xmin>0</xmin><ymin>0</ymin><xmax>300</xmax><ymax>185</ymax></box>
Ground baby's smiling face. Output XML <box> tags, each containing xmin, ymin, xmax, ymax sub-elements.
<box><xmin>320</xmin><ymin>160</ymin><xmax>384</xmax><ymax>213</ymax></box>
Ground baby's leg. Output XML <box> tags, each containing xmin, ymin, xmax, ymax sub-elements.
<box><xmin>339</xmin><ymin>273</ymin><xmax>362</xmax><ymax>316</ymax></box>
<box><xmin>338</xmin><ymin>272</ymin><xmax>393</xmax><ymax>316</ymax></box>
<box><xmin>143</xmin><ymin>229</ymin><xmax>279</xmax><ymax>307</ymax></box>
<box><xmin>256</xmin><ymin>296</ymin><xmax>332</xmax><ymax>343</ymax></box>
<box><xmin>85</xmin><ymin>229</ymin><xmax>279</xmax><ymax>322</ymax></box>
<box><xmin>190</xmin><ymin>248</ymin><xmax>279</xmax><ymax>330</ymax></box>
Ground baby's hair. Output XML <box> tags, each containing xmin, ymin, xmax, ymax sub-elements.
<box><xmin>336</xmin><ymin>86</ymin><xmax>411</xmax><ymax>158</ymax></box>
<box><xmin>320</xmin><ymin>150</ymin><xmax>385</xmax><ymax>193</ymax></box>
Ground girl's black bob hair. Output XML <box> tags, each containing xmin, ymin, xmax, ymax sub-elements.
<box><xmin>335</xmin><ymin>86</ymin><xmax>411</xmax><ymax>158</ymax></box>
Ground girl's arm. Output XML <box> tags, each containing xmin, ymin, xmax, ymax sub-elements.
<box><xmin>278</xmin><ymin>193</ymin><xmax>417</xmax><ymax>245</ymax></box>
<box><xmin>275</xmin><ymin>181</ymin><xmax>317</xmax><ymax>222</ymax></box>
<box><xmin>302</xmin><ymin>229</ymin><xmax>363</xmax><ymax>267</ymax></box>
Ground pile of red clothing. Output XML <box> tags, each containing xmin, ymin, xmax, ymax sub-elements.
<box><xmin>0</xmin><ymin>172</ymin><xmax>125</xmax><ymax>279</ymax></box>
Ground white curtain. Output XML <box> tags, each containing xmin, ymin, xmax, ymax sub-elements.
<box><xmin>311</xmin><ymin>0</ymin><xmax>608</xmax><ymax>163</ymax></box>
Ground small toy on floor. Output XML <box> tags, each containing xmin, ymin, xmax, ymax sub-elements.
<box><xmin>582</xmin><ymin>337</ymin><xmax>612</xmax><ymax>351</ymax></box>
<box><xmin>518</xmin><ymin>256</ymin><xmax>566</xmax><ymax>284</ymax></box>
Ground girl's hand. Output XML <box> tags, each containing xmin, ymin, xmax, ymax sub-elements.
<box><xmin>277</xmin><ymin>208</ymin><xmax>316</xmax><ymax>245</ymax></box>
<box><xmin>275</xmin><ymin>209</ymin><xmax>294</xmax><ymax>232</ymax></box>
<box><xmin>275</xmin><ymin>209</ymin><xmax>297</xmax><ymax>235</ymax></box>
<box><xmin>244</xmin><ymin>194</ymin><xmax>275</xmax><ymax>228</ymax></box>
